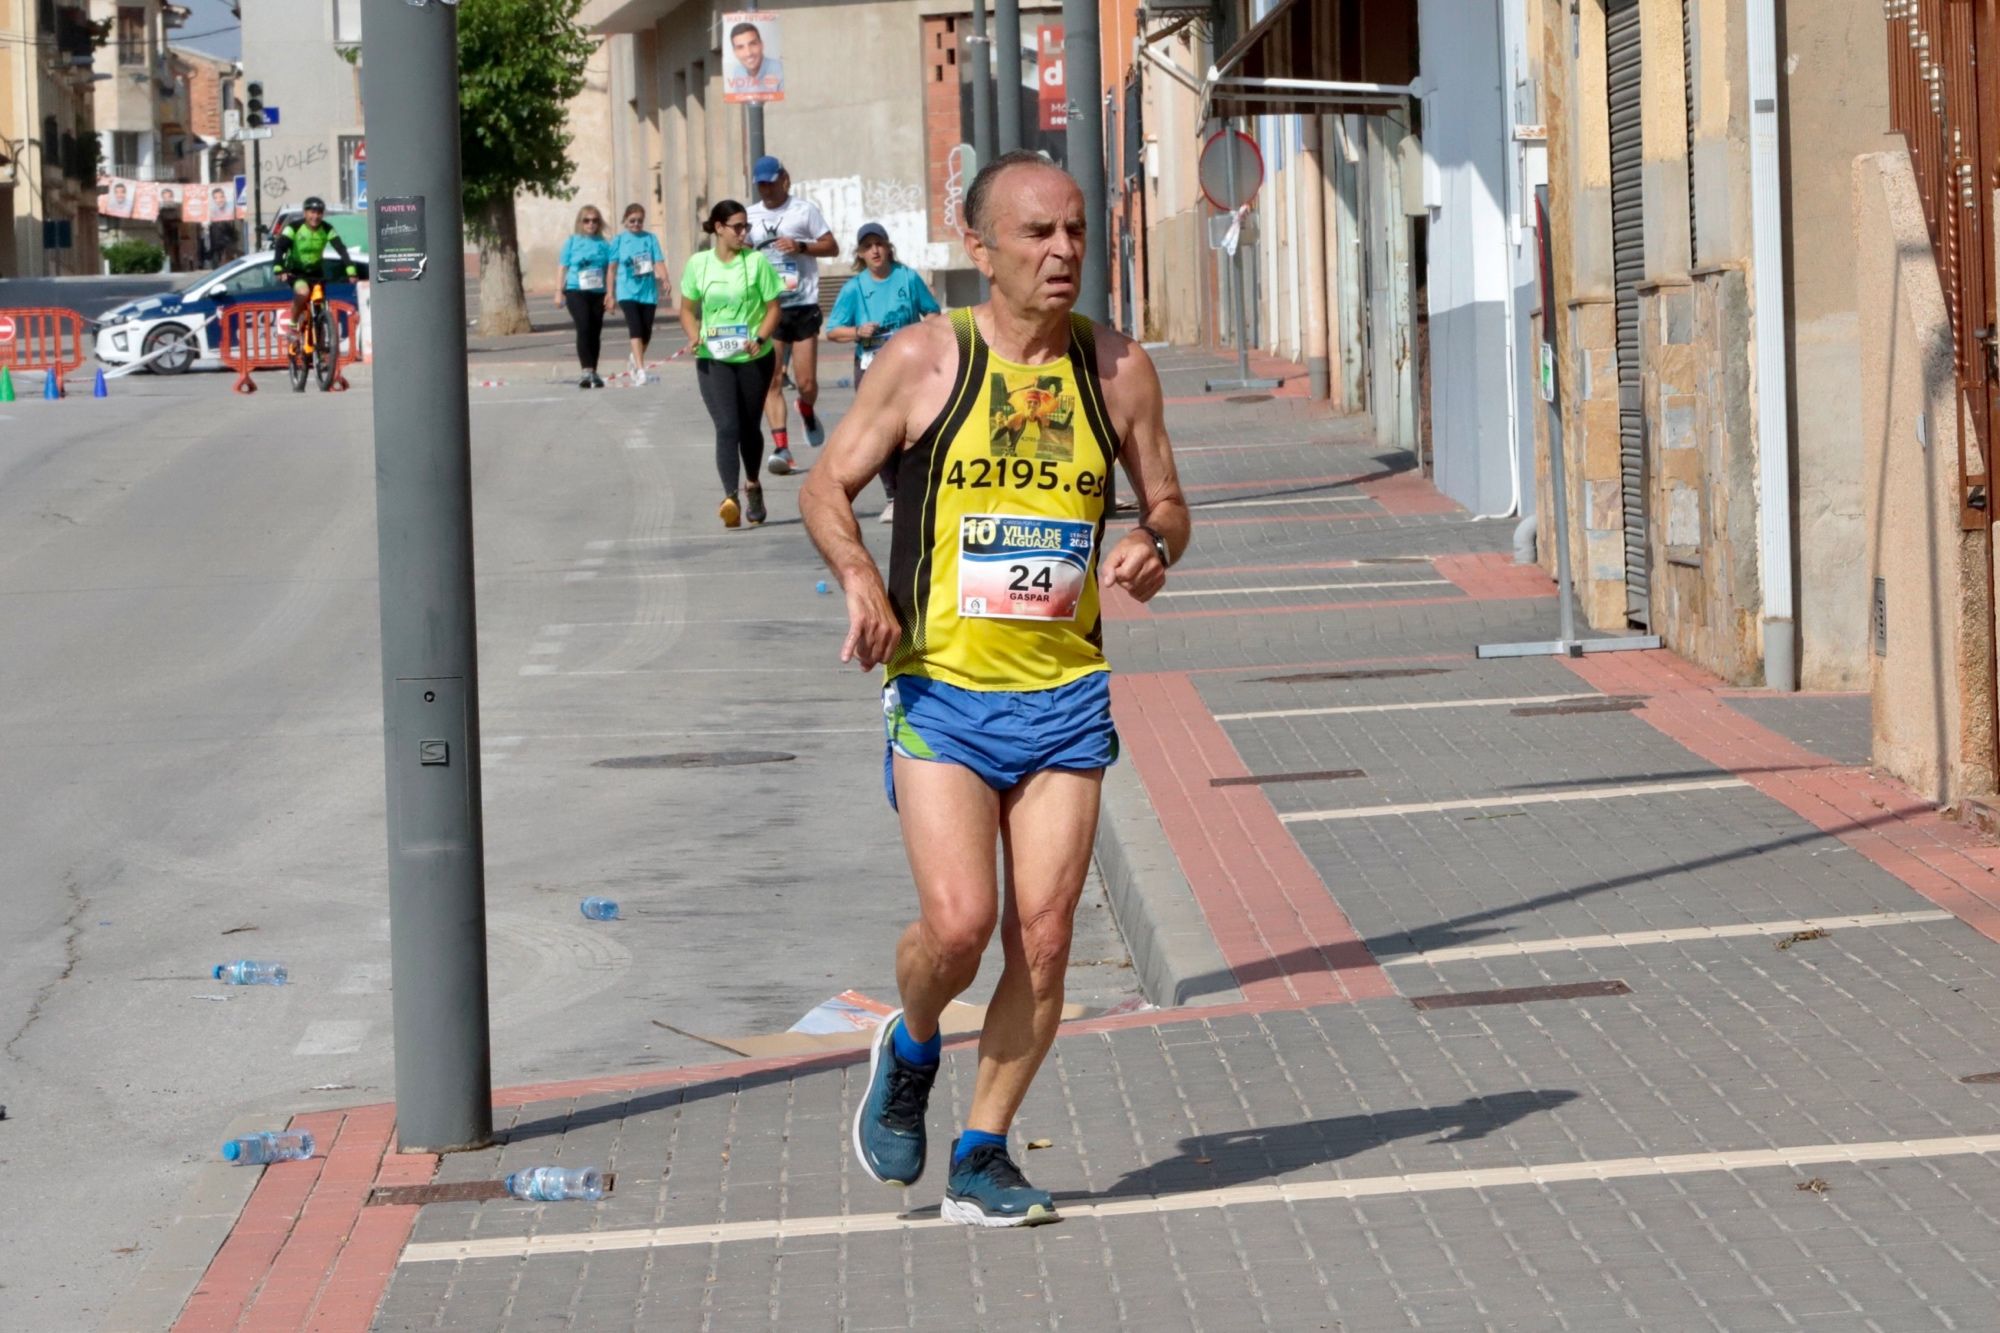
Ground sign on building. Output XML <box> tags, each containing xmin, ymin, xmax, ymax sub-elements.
<box><xmin>1037</xmin><ymin>25</ymin><xmax>1065</xmax><ymax>130</ymax></box>
<box><xmin>722</xmin><ymin>12</ymin><xmax>784</xmax><ymax>103</ymax></box>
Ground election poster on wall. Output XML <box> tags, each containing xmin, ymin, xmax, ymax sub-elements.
<box><xmin>722</xmin><ymin>11</ymin><xmax>784</xmax><ymax>103</ymax></box>
<box><xmin>97</xmin><ymin>176</ymin><xmax>241</xmax><ymax>223</ymax></box>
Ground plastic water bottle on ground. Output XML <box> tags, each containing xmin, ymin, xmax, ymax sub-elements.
<box><xmin>815</xmin><ymin>580</ymin><xmax>831</xmax><ymax>595</ymax></box>
<box><xmin>222</xmin><ymin>1130</ymin><xmax>316</xmax><ymax>1165</ymax></box>
<box><xmin>579</xmin><ymin>897</ymin><xmax>619</xmax><ymax>921</ymax></box>
<box><xmin>215</xmin><ymin>960</ymin><xmax>288</xmax><ymax>986</ymax></box>
<box><xmin>505</xmin><ymin>1166</ymin><xmax>604</xmax><ymax>1202</ymax></box>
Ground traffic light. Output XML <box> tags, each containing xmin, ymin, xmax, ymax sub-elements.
<box><xmin>246</xmin><ymin>81</ymin><xmax>265</xmax><ymax>128</ymax></box>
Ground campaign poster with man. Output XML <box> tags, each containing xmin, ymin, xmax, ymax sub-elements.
<box><xmin>722</xmin><ymin>12</ymin><xmax>784</xmax><ymax>103</ymax></box>
<box><xmin>205</xmin><ymin>184</ymin><xmax>237</xmax><ymax>223</ymax></box>
<box><xmin>131</xmin><ymin>181</ymin><xmax>162</xmax><ymax>223</ymax></box>
<box><xmin>99</xmin><ymin>178</ymin><xmax>134</xmax><ymax>219</ymax></box>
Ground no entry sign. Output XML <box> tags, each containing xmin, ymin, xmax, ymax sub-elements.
<box><xmin>0</xmin><ymin>315</ymin><xmax>16</xmax><ymax>344</ymax></box>
<box><xmin>1198</xmin><ymin>129</ymin><xmax>1264</xmax><ymax>212</ymax></box>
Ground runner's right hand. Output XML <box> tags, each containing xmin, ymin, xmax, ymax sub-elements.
<box><xmin>839</xmin><ymin>580</ymin><xmax>900</xmax><ymax>671</ymax></box>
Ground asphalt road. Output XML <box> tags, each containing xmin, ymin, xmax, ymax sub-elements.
<box><xmin>0</xmin><ymin>355</ymin><xmax>1136</xmax><ymax>1327</ymax></box>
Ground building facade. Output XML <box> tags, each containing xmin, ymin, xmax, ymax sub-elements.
<box><xmin>238</xmin><ymin>0</ymin><xmax>363</xmax><ymax>237</ymax></box>
<box><xmin>3</xmin><ymin>0</ymin><xmax>104</xmax><ymax>275</ymax></box>
<box><xmin>1532</xmin><ymin>0</ymin><xmax>1886</xmax><ymax>692</ymax></box>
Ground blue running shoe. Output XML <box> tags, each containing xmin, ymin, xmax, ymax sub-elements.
<box><xmin>851</xmin><ymin>1011</ymin><xmax>938</xmax><ymax>1187</ymax></box>
<box><xmin>942</xmin><ymin>1139</ymin><xmax>1058</xmax><ymax>1227</ymax></box>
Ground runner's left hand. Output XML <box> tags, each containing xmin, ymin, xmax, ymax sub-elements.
<box><xmin>1100</xmin><ymin>532</ymin><xmax>1167</xmax><ymax>603</ymax></box>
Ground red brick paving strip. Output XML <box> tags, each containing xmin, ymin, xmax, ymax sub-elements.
<box><xmin>1569</xmin><ymin>651</ymin><xmax>2000</xmax><ymax>946</ymax></box>
<box><xmin>1433</xmin><ymin>551</ymin><xmax>1560</xmax><ymax>601</ymax></box>
<box><xmin>1112</xmin><ymin>672</ymin><xmax>1396</xmax><ymax>1006</ymax></box>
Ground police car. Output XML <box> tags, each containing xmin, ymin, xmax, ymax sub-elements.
<box><xmin>94</xmin><ymin>245</ymin><xmax>369</xmax><ymax>375</ymax></box>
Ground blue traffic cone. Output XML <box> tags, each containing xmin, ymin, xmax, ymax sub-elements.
<box><xmin>93</xmin><ymin>369</ymin><xmax>108</xmax><ymax>398</ymax></box>
<box><xmin>43</xmin><ymin>368</ymin><xmax>61</xmax><ymax>400</ymax></box>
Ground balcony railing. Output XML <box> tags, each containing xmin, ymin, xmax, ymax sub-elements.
<box><xmin>1885</xmin><ymin>0</ymin><xmax>2000</xmax><ymax>529</ymax></box>
<box><xmin>109</xmin><ymin>162</ymin><xmax>195</xmax><ymax>183</ymax></box>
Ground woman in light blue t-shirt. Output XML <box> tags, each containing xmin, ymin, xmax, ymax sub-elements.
<box><xmin>826</xmin><ymin>220</ymin><xmax>941</xmax><ymax>521</ymax></box>
<box><xmin>611</xmin><ymin>203</ymin><xmax>668</xmax><ymax>384</ymax></box>
<box><xmin>555</xmin><ymin>204</ymin><xmax>615</xmax><ymax>388</ymax></box>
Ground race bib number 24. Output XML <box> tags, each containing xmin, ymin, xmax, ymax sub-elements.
<box><xmin>958</xmin><ymin>515</ymin><xmax>1095</xmax><ymax>621</ymax></box>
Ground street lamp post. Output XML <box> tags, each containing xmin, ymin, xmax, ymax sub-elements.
<box><xmin>358</xmin><ymin>0</ymin><xmax>494</xmax><ymax>1155</ymax></box>
<box><xmin>1060</xmin><ymin>0</ymin><xmax>1108</xmax><ymax>322</ymax></box>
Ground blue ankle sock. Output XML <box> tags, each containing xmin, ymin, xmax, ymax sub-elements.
<box><xmin>953</xmin><ymin>1129</ymin><xmax>1008</xmax><ymax>1165</ymax></box>
<box><xmin>891</xmin><ymin>1019</ymin><xmax>940</xmax><ymax>1067</ymax></box>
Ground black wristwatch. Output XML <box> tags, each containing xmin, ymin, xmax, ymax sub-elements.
<box><xmin>1135</xmin><ymin>523</ymin><xmax>1171</xmax><ymax>569</ymax></box>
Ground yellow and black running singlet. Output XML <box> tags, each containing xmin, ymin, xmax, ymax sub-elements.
<box><xmin>885</xmin><ymin>308</ymin><xmax>1122</xmax><ymax>691</ymax></box>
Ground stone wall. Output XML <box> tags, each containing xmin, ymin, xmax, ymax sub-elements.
<box><xmin>1640</xmin><ymin>269</ymin><xmax>1762</xmax><ymax>682</ymax></box>
<box><xmin>1854</xmin><ymin>149</ymin><xmax>1997</xmax><ymax>805</ymax></box>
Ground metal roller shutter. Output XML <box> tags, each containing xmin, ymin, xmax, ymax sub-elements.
<box><xmin>1606</xmin><ymin>0</ymin><xmax>1650</xmax><ymax>628</ymax></box>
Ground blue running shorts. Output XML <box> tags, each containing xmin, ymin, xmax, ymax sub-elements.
<box><xmin>882</xmin><ymin>673</ymin><xmax>1120</xmax><ymax>810</ymax></box>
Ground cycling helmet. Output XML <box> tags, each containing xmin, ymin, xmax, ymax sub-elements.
<box><xmin>303</xmin><ymin>196</ymin><xmax>327</xmax><ymax>212</ymax></box>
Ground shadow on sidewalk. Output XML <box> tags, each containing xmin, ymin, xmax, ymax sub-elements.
<box><xmin>1078</xmin><ymin>1089</ymin><xmax>1580</xmax><ymax>1202</ymax></box>
<box><xmin>1206</xmin><ymin>803</ymin><xmax>1922</xmax><ymax>994</ymax></box>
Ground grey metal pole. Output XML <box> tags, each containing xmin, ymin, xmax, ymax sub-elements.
<box><xmin>1061</xmin><ymin>0</ymin><xmax>1109</xmax><ymax>322</ymax></box>
<box><xmin>747</xmin><ymin>103</ymin><xmax>764</xmax><ymax>168</ymax></box>
<box><xmin>1226</xmin><ymin>123</ymin><xmax>1250</xmax><ymax>382</ymax></box>
<box><xmin>251</xmin><ymin>138</ymin><xmax>263</xmax><ymax>244</ymax></box>
<box><xmin>360</xmin><ymin>0</ymin><xmax>493</xmax><ymax>1156</ymax></box>
<box><xmin>995</xmin><ymin>0</ymin><xmax>1022</xmax><ymax>154</ymax></box>
<box><xmin>970</xmin><ymin>1</ymin><xmax>995</xmax><ymax>174</ymax></box>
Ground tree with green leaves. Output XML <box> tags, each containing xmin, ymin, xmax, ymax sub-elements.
<box><xmin>457</xmin><ymin>0</ymin><xmax>596</xmax><ymax>335</ymax></box>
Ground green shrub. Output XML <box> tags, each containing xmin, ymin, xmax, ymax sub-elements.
<box><xmin>104</xmin><ymin>238</ymin><xmax>165</xmax><ymax>275</ymax></box>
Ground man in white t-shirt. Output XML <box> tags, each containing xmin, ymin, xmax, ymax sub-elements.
<box><xmin>747</xmin><ymin>156</ymin><xmax>838</xmax><ymax>475</ymax></box>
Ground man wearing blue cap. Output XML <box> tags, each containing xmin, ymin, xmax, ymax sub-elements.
<box><xmin>747</xmin><ymin>156</ymin><xmax>837</xmax><ymax>474</ymax></box>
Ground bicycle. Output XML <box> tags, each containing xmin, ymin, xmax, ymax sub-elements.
<box><xmin>287</xmin><ymin>281</ymin><xmax>338</xmax><ymax>394</ymax></box>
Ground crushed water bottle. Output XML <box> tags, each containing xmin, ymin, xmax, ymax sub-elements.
<box><xmin>505</xmin><ymin>1166</ymin><xmax>604</xmax><ymax>1202</ymax></box>
<box><xmin>222</xmin><ymin>1130</ymin><xmax>316</xmax><ymax>1165</ymax></box>
<box><xmin>214</xmin><ymin>960</ymin><xmax>288</xmax><ymax>986</ymax></box>
<box><xmin>579</xmin><ymin>897</ymin><xmax>620</xmax><ymax>921</ymax></box>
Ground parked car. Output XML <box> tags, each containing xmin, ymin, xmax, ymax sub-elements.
<box><xmin>93</xmin><ymin>249</ymin><xmax>370</xmax><ymax>375</ymax></box>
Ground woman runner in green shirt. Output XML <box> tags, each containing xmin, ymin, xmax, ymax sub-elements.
<box><xmin>680</xmin><ymin>200</ymin><xmax>784</xmax><ymax>528</ymax></box>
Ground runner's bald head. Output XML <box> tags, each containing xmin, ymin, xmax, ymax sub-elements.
<box><xmin>964</xmin><ymin>152</ymin><xmax>1075</xmax><ymax>243</ymax></box>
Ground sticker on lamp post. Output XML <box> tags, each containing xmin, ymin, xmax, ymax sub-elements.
<box><xmin>374</xmin><ymin>196</ymin><xmax>428</xmax><ymax>282</ymax></box>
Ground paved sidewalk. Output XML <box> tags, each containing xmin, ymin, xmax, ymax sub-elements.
<box><xmin>168</xmin><ymin>344</ymin><xmax>2000</xmax><ymax>1332</ymax></box>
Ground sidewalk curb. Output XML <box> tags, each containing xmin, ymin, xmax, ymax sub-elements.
<box><xmin>1095</xmin><ymin>758</ymin><xmax>1243</xmax><ymax>1007</ymax></box>
<box><xmin>97</xmin><ymin>1112</ymin><xmax>268</xmax><ymax>1333</ymax></box>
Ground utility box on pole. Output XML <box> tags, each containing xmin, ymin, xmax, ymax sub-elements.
<box><xmin>359</xmin><ymin>0</ymin><xmax>494</xmax><ymax>1156</ymax></box>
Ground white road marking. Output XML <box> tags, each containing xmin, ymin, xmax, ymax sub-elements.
<box><xmin>488</xmin><ymin>735</ymin><xmax>525</xmax><ymax>749</ymax></box>
<box><xmin>562</xmin><ymin>571</ymin><xmax>598</xmax><ymax>583</ymax></box>
<box><xmin>576</xmin><ymin>557</ymin><xmax>607</xmax><ymax>568</ymax></box>
<box><xmin>519</xmin><ymin>664</ymin><xmax>557</xmax><ymax>676</ymax></box>
<box><xmin>293</xmin><ymin>1020</ymin><xmax>371</xmax><ymax>1056</ymax></box>
<box><xmin>1380</xmin><ymin>910</ymin><xmax>1958</xmax><ymax>966</ymax></box>
<box><xmin>398</xmin><ymin>1131</ymin><xmax>2000</xmax><ymax>1264</ymax></box>
<box><xmin>1217</xmin><ymin>693</ymin><xmax>1607</xmax><ymax>721</ymax></box>
<box><xmin>1159</xmin><ymin>579</ymin><xmax>1449</xmax><ymax>600</ymax></box>
<box><xmin>1194</xmin><ymin>495</ymin><xmax>1371</xmax><ymax>511</ymax></box>
<box><xmin>1281</xmin><ymin>777</ymin><xmax>1750</xmax><ymax>824</ymax></box>
<box><xmin>585</xmin><ymin>541</ymin><xmax>616</xmax><ymax>552</ymax></box>
<box><xmin>538</xmin><ymin>625</ymin><xmax>577</xmax><ymax>637</ymax></box>
<box><xmin>527</xmin><ymin>643</ymin><xmax>564</xmax><ymax>655</ymax></box>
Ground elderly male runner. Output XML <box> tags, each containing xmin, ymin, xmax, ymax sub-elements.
<box><xmin>801</xmin><ymin>151</ymin><xmax>1189</xmax><ymax>1227</ymax></box>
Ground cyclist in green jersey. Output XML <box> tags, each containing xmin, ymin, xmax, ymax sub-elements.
<box><xmin>273</xmin><ymin>197</ymin><xmax>357</xmax><ymax>350</ymax></box>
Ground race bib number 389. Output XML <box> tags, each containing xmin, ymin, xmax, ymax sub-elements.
<box><xmin>957</xmin><ymin>515</ymin><xmax>1095</xmax><ymax>621</ymax></box>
